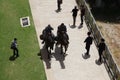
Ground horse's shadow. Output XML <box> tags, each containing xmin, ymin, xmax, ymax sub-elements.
<box><xmin>38</xmin><ymin>45</ymin><xmax>51</xmax><ymax>69</ymax></box>
<box><xmin>38</xmin><ymin>44</ymin><xmax>66</xmax><ymax>69</ymax></box>
<box><xmin>52</xmin><ymin>45</ymin><xmax>65</xmax><ymax>69</ymax></box>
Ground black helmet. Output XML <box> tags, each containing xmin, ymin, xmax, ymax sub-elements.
<box><xmin>14</xmin><ymin>38</ymin><xmax>17</xmax><ymax>41</ymax></box>
<box><xmin>87</xmin><ymin>32</ymin><xmax>91</xmax><ymax>35</ymax></box>
<box><xmin>101</xmin><ymin>38</ymin><xmax>105</xmax><ymax>42</ymax></box>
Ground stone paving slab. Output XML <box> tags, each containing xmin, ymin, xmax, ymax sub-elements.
<box><xmin>29</xmin><ymin>0</ymin><xmax>110</xmax><ymax>80</ymax></box>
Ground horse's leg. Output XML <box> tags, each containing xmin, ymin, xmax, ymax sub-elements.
<box><xmin>56</xmin><ymin>41</ymin><xmax>60</xmax><ymax>46</ymax></box>
<box><xmin>62</xmin><ymin>45</ymin><xmax>66</xmax><ymax>58</ymax></box>
<box><xmin>64</xmin><ymin>44</ymin><xmax>68</xmax><ymax>54</ymax></box>
<box><xmin>60</xmin><ymin>44</ymin><xmax>63</xmax><ymax>54</ymax></box>
<box><xmin>47</xmin><ymin>47</ymin><xmax>51</xmax><ymax>60</ymax></box>
<box><xmin>46</xmin><ymin>46</ymin><xmax>49</xmax><ymax>59</ymax></box>
<box><xmin>49</xmin><ymin>49</ymin><xmax>51</xmax><ymax>60</ymax></box>
<box><xmin>46</xmin><ymin>45</ymin><xmax>50</xmax><ymax>60</ymax></box>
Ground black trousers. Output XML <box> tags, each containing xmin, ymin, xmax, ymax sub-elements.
<box><xmin>86</xmin><ymin>44</ymin><xmax>90</xmax><ymax>55</ymax></box>
<box><xmin>80</xmin><ymin>14</ymin><xmax>84</xmax><ymax>25</ymax></box>
<box><xmin>13</xmin><ymin>48</ymin><xmax>19</xmax><ymax>57</ymax></box>
<box><xmin>57</xmin><ymin>2</ymin><xmax>61</xmax><ymax>10</ymax></box>
<box><xmin>98</xmin><ymin>50</ymin><xmax>103</xmax><ymax>62</ymax></box>
<box><xmin>73</xmin><ymin>16</ymin><xmax>76</xmax><ymax>25</ymax></box>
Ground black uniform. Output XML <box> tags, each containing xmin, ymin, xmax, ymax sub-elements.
<box><xmin>57</xmin><ymin>23</ymin><xmax>67</xmax><ymax>34</ymax></box>
<box><xmin>56</xmin><ymin>23</ymin><xmax>69</xmax><ymax>45</ymax></box>
<box><xmin>72</xmin><ymin>7</ymin><xmax>78</xmax><ymax>25</ymax></box>
<box><xmin>42</xmin><ymin>25</ymin><xmax>54</xmax><ymax>44</ymax></box>
<box><xmin>80</xmin><ymin>5</ymin><xmax>85</xmax><ymax>25</ymax></box>
<box><xmin>84</xmin><ymin>36</ymin><xmax>93</xmax><ymax>55</ymax></box>
<box><xmin>11</xmin><ymin>38</ymin><xmax>19</xmax><ymax>57</ymax></box>
<box><xmin>98</xmin><ymin>42</ymin><xmax>105</xmax><ymax>62</ymax></box>
<box><xmin>57</xmin><ymin>0</ymin><xmax>62</xmax><ymax>10</ymax></box>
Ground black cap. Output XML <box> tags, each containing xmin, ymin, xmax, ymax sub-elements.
<box><xmin>14</xmin><ymin>38</ymin><xmax>17</xmax><ymax>40</ymax></box>
<box><xmin>101</xmin><ymin>38</ymin><xmax>105</xmax><ymax>42</ymax></box>
<box><xmin>87</xmin><ymin>32</ymin><xmax>91</xmax><ymax>35</ymax></box>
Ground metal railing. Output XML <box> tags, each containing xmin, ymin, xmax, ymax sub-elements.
<box><xmin>76</xmin><ymin>0</ymin><xmax>120</xmax><ymax>80</ymax></box>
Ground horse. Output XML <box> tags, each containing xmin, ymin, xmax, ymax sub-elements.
<box><xmin>55</xmin><ymin>31</ymin><xmax>69</xmax><ymax>55</ymax></box>
<box><xmin>40</xmin><ymin>32</ymin><xmax>55</xmax><ymax>60</ymax></box>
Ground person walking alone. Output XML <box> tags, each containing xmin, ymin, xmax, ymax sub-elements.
<box><xmin>11</xmin><ymin>38</ymin><xmax>19</xmax><ymax>57</ymax></box>
<box><xmin>80</xmin><ymin>5</ymin><xmax>85</xmax><ymax>26</ymax></box>
<box><xmin>84</xmin><ymin>32</ymin><xmax>93</xmax><ymax>56</ymax></box>
<box><xmin>57</xmin><ymin>0</ymin><xmax>62</xmax><ymax>11</ymax></box>
<box><xmin>98</xmin><ymin>38</ymin><xmax>105</xmax><ymax>63</ymax></box>
<box><xmin>71</xmin><ymin>6</ymin><xmax>78</xmax><ymax>26</ymax></box>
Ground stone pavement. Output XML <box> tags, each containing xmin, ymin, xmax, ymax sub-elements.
<box><xmin>29</xmin><ymin>0</ymin><xmax>110</xmax><ymax>80</ymax></box>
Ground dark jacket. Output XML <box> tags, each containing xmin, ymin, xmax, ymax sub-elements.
<box><xmin>72</xmin><ymin>8</ymin><xmax>78</xmax><ymax>17</ymax></box>
<box><xmin>98</xmin><ymin>42</ymin><xmax>105</xmax><ymax>52</ymax></box>
<box><xmin>84</xmin><ymin>36</ymin><xmax>93</xmax><ymax>45</ymax></box>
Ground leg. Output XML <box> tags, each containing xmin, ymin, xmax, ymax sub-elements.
<box><xmin>15</xmin><ymin>48</ymin><xmax>19</xmax><ymax>57</ymax></box>
<box><xmin>80</xmin><ymin>14</ymin><xmax>83</xmax><ymax>25</ymax></box>
<box><xmin>42</xmin><ymin>40</ymin><xmax>44</xmax><ymax>44</ymax></box>
<box><xmin>48</xmin><ymin>49</ymin><xmax>51</xmax><ymax>60</ymax></box>
<box><xmin>56</xmin><ymin>41</ymin><xmax>60</xmax><ymax>46</ymax></box>
<box><xmin>47</xmin><ymin>47</ymin><xmax>51</xmax><ymax>60</ymax></box>
<box><xmin>13</xmin><ymin>49</ymin><xmax>16</xmax><ymax>56</ymax></box>
<box><xmin>57</xmin><ymin>3</ymin><xmax>61</xmax><ymax>10</ymax></box>
<box><xmin>86</xmin><ymin>47</ymin><xmax>90</xmax><ymax>55</ymax></box>
<box><xmin>59</xmin><ymin>3</ymin><xmax>61</xmax><ymax>10</ymax></box>
<box><xmin>50</xmin><ymin>43</ymin><xmax>54</xmax><ymax>50</ymax></box>
<box><xmin>98</xmin><ymin>51</ymin><xmax>102</xmax><ymax>62</ymax></box>
<box><xmin>86</xmin><ymin>45</ymin><xmax>90</xmax><ymax>55</ymax></box>
<box><xmin>56</xmin><ymin>36</ymin><xmax>60</xmax><ymax>46</ymax></box>
<box><xmin>73</xmin><ymin>16</ymin><xmax>76</xmax><ymax>26</ymax></box>
<box><xmin>64</xmin><ymin>44</ymin><xmax>68</xmax><ymax>54</ymax></box>
<box><xmin>61</xmin><ymin>44</ymin><xmax>63</xmax><ymax>54</ymax></box>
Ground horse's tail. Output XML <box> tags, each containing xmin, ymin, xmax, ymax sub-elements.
<box><xmin>40</xmin><ymin>34</ymin><xmax>44</xmax><ymax>40</ymax></box>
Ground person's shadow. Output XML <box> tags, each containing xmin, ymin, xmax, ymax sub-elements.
<box><xmin>82</xmin><ymin>53</ymin><xmax>90</xmax><ymax>59</ymax></box>
<box><xmin>78</xmin><ymin>24</ymin><xmax>83</xmax><ymax>29</ymax></box>
<box><xmin>9</xmin><ymin>55</ymin><xmax>16</xmax><ymax>61</ymax></box>
<box><xmin>95</xmin><ymin>59</ymin><xmax>103</xmax><ymax>65</ymax></box>
<box><xmin>38</xmin><ymin>45</ymin><xmax>51</xmax><ymax>69</ymax></box>
<box><xmin>55</xmin><ymin>9</ymin><xmax>61</xmax><ymax>13</ymax></box>
<box><xmin>9</xmin><ymin>55</ymin><xmax>19</xmax><ymax>61</ymax></box>
<box><xmin>69</xmin><ymin>24</ymin><xmax>77</xmax><ymax>29</ymax></box>
<box><xmin>52</xmin><ymin>45</ymin><xmax>65</xmax><ymax>69</ymax></box>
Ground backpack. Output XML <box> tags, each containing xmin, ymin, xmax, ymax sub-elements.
<box><xmin>10</xmin><ymin>42</ymin><xmax>15</xmax><ymax>49</ymax></box>
<box><xmin>40</xmin><ymin>34</ymin><xmax>44</xmax><ymax>40</ymax></box>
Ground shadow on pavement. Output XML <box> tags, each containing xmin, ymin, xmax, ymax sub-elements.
<box><xmin>95</xmin><ymin>59</ymin><xmax>103</xmax><ymax>65</ymax></box>
<box><xmin>82</xmin><ymin>53</ymin><xmax>90</xmax><ymax>59</ymax></box>
<box><xmin>55</xmin><ymin>9</ymin><xmax>61</xmax><ymax>13</ymax></box>
<box><xmin>69</xmin><ymin>24</ymin><xmax>76</xmax><ymax>29</ymax></box>
<box><xmin>69</xmin><ymin>24</ymin><xmax>83</xmax><ymax>29</ymax></box>
<box><xmin>78</xmin><ymin>24</ymin><xmax>83</xmax><ymax>29</ymax></box>
<box><xmin>52</xmin><ymin>45</ymin><xmax>65</xmax><ymax>69</ymax></box>
<box><xmin>38</xmin><ymin>45</ymin><xmax>51</xmax><ymax>69</ymax></box>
